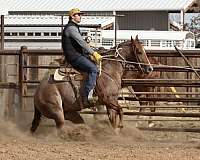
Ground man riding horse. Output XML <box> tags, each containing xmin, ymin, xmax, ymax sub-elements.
<box><xmin>62</xmin><ymin>8</ymin><xmax>102</xmax><ymax>108</ymax></box>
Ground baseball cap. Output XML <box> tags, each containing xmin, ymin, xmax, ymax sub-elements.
<box><xmin>68</xmin><ymin>8</ymin><xmax>84</xmax><ymax>16</ymax></box>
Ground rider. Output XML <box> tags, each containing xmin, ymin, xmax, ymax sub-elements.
<box><xmin>62</xmin><ymin>8</ymin><xmax>102</xmax><ymax>108</ymax></box>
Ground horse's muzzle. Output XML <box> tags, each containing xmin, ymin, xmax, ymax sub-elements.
<box><xmin>144</xmin><ymin>65</ymin><xmax>153</xmax><ymax>73</ymax></box>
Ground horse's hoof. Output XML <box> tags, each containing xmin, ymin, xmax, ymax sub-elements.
<box><xmin>114</xmin><ymin>128</ymin><xmax>121</xmax><ymax>135</ymax></box>
<box><xmin>118</xmin><ymin>124</ymin><xmax>123</xmax><ymax>129</ymax></box>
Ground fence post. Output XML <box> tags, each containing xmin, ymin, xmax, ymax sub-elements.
<box><xmin>19</xmin><ymin>46</ymin><xmax>28</xmax><ymax>110</ymax></box>
<box><xmin>0</xmin><ymin>15</ymin><xmax>4</xmax><ymax>50</ymax></box>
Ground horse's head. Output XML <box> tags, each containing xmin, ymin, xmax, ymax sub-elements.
<box><xmin>130</xmin><ymin>35</ymin><xmax>153</xmax><ymax>74</ymax></box>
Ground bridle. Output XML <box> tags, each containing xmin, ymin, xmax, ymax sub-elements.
<box><xmin>100</xmin><ymin>41</ymin><xmax>152</xmax><ymax>74</ymax></box>
<box><xmin>131</xmin><ymin>40</ymin><xmax>153</xmax><ymax>73</ymax></box>
<box><xmin>131</xmin><ymin>41</ymin><xmax>144</xmax><ymax>73</ymax></box>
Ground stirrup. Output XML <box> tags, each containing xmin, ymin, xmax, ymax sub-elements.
<box><xmin>81</xmin><ymin>100</ymin><xmax>93</xmax><ymax>109</ymax></box>
<box><xmin>81</xmin><ymin>97</ymin><xmax>97</xmax><ymax>109</ymax></box>
<box><xmin>88</xmin><ymin>96</ymin><xmax>98</xmax><ymax>104</ymax></box>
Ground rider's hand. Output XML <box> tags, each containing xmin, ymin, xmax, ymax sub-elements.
<box><xmin>90</xmin><ymin>52</ymin><xmax>102</xmax><ymax>64</ymax></box>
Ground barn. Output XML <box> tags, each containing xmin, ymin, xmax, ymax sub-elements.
<box><xmin>1</xmin><ymin>0</ymin><xmax>200</xmax><ymax>30</ymax></box>
<box><xmin>1</xmin><ymin>1</ymin><xmax>200</xmax><ymax>157</ymax></box>
<box><xmin>0</xmin><ymin>0</ymin><xmax>199</xmax><ymax>50</ymax></box>
<box><xmin>0</xmin><ymin>0</ymin><xmax>199</xmax><ymax>100</ymax></box>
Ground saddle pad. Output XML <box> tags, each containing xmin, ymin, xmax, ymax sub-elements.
<box><xmin>54</xmin><ymin>69</ymin><xmax>84</xmax><ymax>81</ymax></box>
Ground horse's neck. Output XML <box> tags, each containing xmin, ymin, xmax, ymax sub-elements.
<box><xmin>149</xmin><ymin>56</ymin><xmax>159</xmax><ymax>64</ymax></box>
<box><xmin>102</xmin><ymin>60</ymin><xmax>124</xmax><ymax>74</ymax></box>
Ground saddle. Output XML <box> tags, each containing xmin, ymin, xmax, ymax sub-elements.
<box><xmin>54</xmin><ymin>67</ymin><xmax>84</xmax><ymax>82</ymax></box>
<box><xmin>51</xmin><ymin>57</ymin><xmax>83</xmax><ymax>81</ymax></box>
<box><xmin>49</xmin><ymin>58</ymin><xmax>96</xmax><ymax>109</ymax></box>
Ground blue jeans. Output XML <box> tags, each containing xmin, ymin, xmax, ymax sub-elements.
<box><xmin>70</xmin><ymin>56</ymin><xmax>98</xmax><ymax>98</ymax></box>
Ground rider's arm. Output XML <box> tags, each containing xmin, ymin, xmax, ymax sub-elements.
<box><xmin>68</xmin><ymin>26</ymin><xmax>94</xmax><ymax>55</ymax></box>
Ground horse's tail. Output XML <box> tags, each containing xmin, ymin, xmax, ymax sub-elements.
<box><xmin>30</xmin><ymin>105</ymin><xmax>42</xmax><ymax>134</ymax></box>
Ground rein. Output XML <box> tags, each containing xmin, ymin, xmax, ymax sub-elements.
<box><xmin>100</xmin><ymin>44</ymin><xmax>127</xmax><ymax>68</ymax></box>
<box><xmin>100</xmin><ymin>45</ymin><xmax>195</xmax><ymax>71</ymax></box>
<box><xmin>101</xmin><ymin>44</ymin><xmax>123</xmax><ymax>59</ymax></box>
<box><xmin>100</xmin><ymin>43</ymin><xmax>149</xmax><ymax>72</ymax></box>
<box><xmin>101</xmin><ymin>58</ymin><xmax>199</xmax><ymax>71</ymax></box>
<box><xmin>101</xmin><ymin>58</ymin><xmax>148</xmax><ymax>68</ymax></box>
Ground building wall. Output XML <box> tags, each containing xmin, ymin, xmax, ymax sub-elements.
<box><xmin>117</xmin><ymin>11</ymin><xmax>169</xmax><ymax>30</ymax></box>
<box><xmin>13</xmin><ymin>10</ymin><xmax>169</xmax><ymax>31</ymax></box>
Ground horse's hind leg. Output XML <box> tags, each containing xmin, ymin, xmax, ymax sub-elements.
<box><xmin>64</xmin><ymin>111</ymin><xmax>85</xmax><ymax>124</ymax></box>
<box><xmin>30</xmin><ymin>106</ymin><xmax>41</xmax><ymax>133</ymax></box>
<box><xmin>118</xmin><ymin>108</ymin><xmax>123</xmax><ymax>129</ymax></box>
<box><xmin>54</xmin><ymin>111</ymin><xmax>65</xmax><ymax>129</ymax></box>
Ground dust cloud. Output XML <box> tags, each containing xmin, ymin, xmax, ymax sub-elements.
<box><xmin>0</xmin><ymin>119</ymin><xmax>36</xmax><ymax>142</ymax></box>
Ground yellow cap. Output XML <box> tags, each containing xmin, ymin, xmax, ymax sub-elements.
<box><xmin>68</xmin><ymin>8</ymin><xmax>84</xmax><ymax>17</ymax></box>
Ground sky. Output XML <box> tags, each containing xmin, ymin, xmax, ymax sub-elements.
<box><xmin>170</xmin><ymin>13</ymin><xmax>200</xmax><ymax>25</ymax></box>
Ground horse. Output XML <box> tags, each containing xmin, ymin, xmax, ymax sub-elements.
<box><xmin>123</xmin><ymin>56</ymin><xmax>160</xmax><ymax>108</ymax></box>
<box><xmin>30</xmin><ymin>36</ymin><xmax>153</xmax><ymax>134</ymax></box>
<box><xmin>95</xmin><ymin>42</ymin><xmax>160</xmax><ymax>114</ymax></box>
<box><xmin>122</xmin><ymin>57</ymin><xmax>160</xmax><ymax>127</ymax></box>
<box><xmin>96</xmin><ymin>45</ymin><xmax>160</xmax><ymax>126</ymax></box>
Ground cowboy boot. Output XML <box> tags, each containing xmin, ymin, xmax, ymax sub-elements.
<box><xmin>81</xmin><ymin>97</ymin><xmax>96</xmax><ymax>109</ymax></box>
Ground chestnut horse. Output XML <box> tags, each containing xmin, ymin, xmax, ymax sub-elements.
<box><xmin>123</xmin><ymin>56</ymin><xmax>160</xmax><ymax>108</ymax></box>
<box><xmin>30</xmin><ymin>36</ymin><xmax>153</xmax><ymax>133</ymax></box>
<box><xmin>96</xmin><ymin>42</ymin><xmax>160</xmax><ymax>113</ymax></box>
<box><xmin>122</xmin><ymin>57</ymin><xmax>160</xmax><ymax>127</ymax></box>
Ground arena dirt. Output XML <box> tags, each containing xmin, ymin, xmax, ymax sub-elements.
<box><xmin>0</xmin><ymin>114</ymin><xmax>200</xmax><ymax>160</ymax></box>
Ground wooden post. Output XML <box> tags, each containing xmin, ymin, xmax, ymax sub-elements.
<box><xmin>0</xmin><ymin>15</ymin><xmax>4</xmax><ymax>50</ymax></box>
<box><xmin>180</xmin><ymin>10</ymin><xmax>185</xmax><ymax>31</ymax></box>
<box><xmin>175</xmin><ymin>46</ymin><xmax>200</xmax><ymax>79</ymax></box>
<box><xmin>113</xmin><ymin>11</ymin><xmax>117</xmax><ymax>47</ymax></box>
<box><xmin>19</xmin><ymin>46</ymin><xmax>28</xmax><ymax>110</ymax></box>
<box><xmin>0</xmin><ymin>15</ymin><xmax>4</xmax><ymax>82</ymax></box>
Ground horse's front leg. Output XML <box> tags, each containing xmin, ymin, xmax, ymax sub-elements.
<box><xmin>147</xmin><ymin>87</ymin><xmax>156</xmax><ymax>128</ymax></box>
<box><xmin>118</xmin><ymin>107</ymin><xmax>123</xmax><ymax>129</ymax></box>
<box><xmin>107</xmin><ymin>108</ymin><xmax>117</xmax><ymax>130</ymax></box>
<box><xmin>106</xmin><ymin>105</ymin><xmax>123</xmax><ymax>134</ymax></box>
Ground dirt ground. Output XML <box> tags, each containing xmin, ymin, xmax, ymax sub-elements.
<box><xmin>0</xmin><ymin>112</ymin><xmax>200</xmax><ymax>160</ymax></box>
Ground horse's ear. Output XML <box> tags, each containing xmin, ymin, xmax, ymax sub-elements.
<box><xmin>135</xmin><ymin>35</ymin><xmax>139</xmax><ymax>41</ymax></box>
<box><xmin>131</xmin><ymin>36</ymin><xmax>134</xmax><ymax>42</ymax></box>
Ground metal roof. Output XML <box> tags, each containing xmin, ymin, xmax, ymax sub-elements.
<box><xmin>0</xmin><ymin>1</ymin><xmax>9</xmax><ymax>14</ymax></box>
<box><xmin>4</xmin><ymin>15</ymin><xmax>114</xmax><ymax>27</ymax></box>
<box><xmin>1</xmin><ymin>0</ymin><xmax>197</xmax><ymax>14</ymax></box>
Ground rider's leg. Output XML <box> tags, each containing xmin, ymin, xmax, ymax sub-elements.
<box><xmin>71</xmin><ymin>56</ymin><xmax>98</xmax><ymax>106</ymax></box>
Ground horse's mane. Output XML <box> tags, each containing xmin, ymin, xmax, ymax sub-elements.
<box><xmin>109</xmin><ymin>40</ymin><xmax>131</xmax><ymax>50</ymax></box>
<box><xmin>117</xmin><ymin>40</ymin><xmax>131</xmax><ymax>47</ymax></box>
<box><xmin>97</xmin><ymin>40</ymin><xmax>132</xmax><ymax>56</ymax></box>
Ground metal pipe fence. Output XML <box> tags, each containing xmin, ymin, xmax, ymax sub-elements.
<box><xmin>0</xmin><ymin>47</ymin><xmax>200</xmax><ymax>117</ymax></box>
